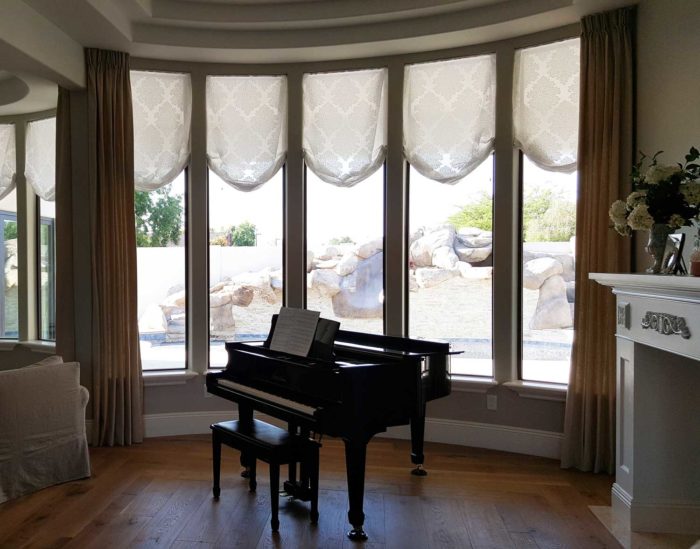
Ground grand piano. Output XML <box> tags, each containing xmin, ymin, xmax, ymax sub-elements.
<box><xmin>206</xmin><ymin>319</ymin><xmax>453</xmax><ymax>540</ymax></box>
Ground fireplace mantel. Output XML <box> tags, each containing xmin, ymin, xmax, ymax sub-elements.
<box><xmin>591</xmin><ymin>272</ymin><xmax>700</xmax><ymax>535</ymax></box>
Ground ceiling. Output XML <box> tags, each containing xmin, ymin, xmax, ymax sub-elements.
<box><xmin>0</xmin><ymin>0</ymin><xmax>632</xmax><ymax>114</ymax></box>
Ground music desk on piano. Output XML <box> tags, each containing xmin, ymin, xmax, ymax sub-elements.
<box><xmin>206</xmin><ymin>329</ymin><xmax>453</xmax><ymax>541</ymax></box>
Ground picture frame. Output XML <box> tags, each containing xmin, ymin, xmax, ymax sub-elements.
<box><xmin>661</xmin><ymin>233</ymin><xmax>686</xmax><ymax>275</ymax></box>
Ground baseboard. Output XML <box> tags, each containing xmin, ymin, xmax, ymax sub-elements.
<box><xmin>138</xmin><ymin>412</ymin><xmax>562</xmax><ymax>459</ymax></box>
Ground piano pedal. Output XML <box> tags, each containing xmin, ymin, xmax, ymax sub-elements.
<box><xmin>411</xmin><ymin>464</ymin><xmax>428</xmax><ymax>476</ymax></box>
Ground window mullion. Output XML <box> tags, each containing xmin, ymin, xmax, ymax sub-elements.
<box><xmin>492</xmin><ymin>46</ymin><xmax>519</xmax><ymax>383</ymax></box>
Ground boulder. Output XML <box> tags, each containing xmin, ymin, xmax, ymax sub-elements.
<box><xmin>332</xmin><ymin>252</ymin><xmax>383</xmax><ymax>318</ymax></box>
<box><xmin>230</xmin><ymin>285</ymin><xmax>254</xmax><ymax>307</ymax></box>
<box><xmin>409</xmin><ymin>228</ymin><xmax>424</xmax><ymax>246</ymax></box>
<box><xmin>138</xmin><ymin>304</ymin><xmax>166</xmax><ymax>333</ymax></box>
<box><xmin>566</xmin><ymin>281</ymin><xmax>575</xmax><ymax>303</ymax></box>
<box><xmin>335</xmin><ymin>252</ymin><xmax>359</xmax><ymax>276</ymax></box>
<box><xmin>457</xmin><ymin>227</ymin><xmax>484</xmax><ymax>237</ymax></box>
<box><xmin>210</xmin><ymin>304</ymin><xmax>235</xmax><ymax>333</ymax></box>
<box><xmin>306</xmin><ymin>250</ymin><xmax>314</xmax><ymax>272</ymax></box>
<box><xmin>415</xmin><ymin>267</ymin><xmax>457</xmax><ymax>288</ymax></box>
<box><xmin>315</xmin><ymin>258</ymin><xmax>339</xmax><ymax>269</ymax></box>
<box><xmin>458</xmin><ymin>263</ymin><xmax>492</xmax><ymax>279</ymax></box>
<box><xmin>410</xmin><ymin>226</ymin><xmax>455</xmax><ymax>267</ymax></box>
<box><xmin>209</xmin><ymin>291</ymin><xmax>232</xmax><ymax>308</ymax></box>
<box><xmin>355</xmin><ymin>238</ymin><xmax>383</xmax><ymax>259</ymax></box>
<box><xmin>432</xmin><ymin>246</ymin><xmax>459</xmax><ymax>269</ymax></box>
<box><xmin>316</xmin><ymin>245</ymin><xmax>340</xmax><ymax>260</ymax></box>
<box><xmin>455</xmin><ymin>232</ymin><xmax>492</xmax><ymax>248</ymax></box>
<box><xmin>529</xmin><ymin>275</ymin><xmax>572</xmax><ymax>330</ymax></box>
<box><xmin>166</xmin><ymin>283</ymin><xmax>185</xmax><ymax>296</ymax></box>
<box><xmin>309</xmin><ymin>269</ymin><xmax>342</xmax><ymax>298</ymax></box>
<box><xmin>209</xmin><ymin>281</ymin><xmax>226</xmax><ymax>293</ymax></box>
<box><xmin>523</xmin><ymin>257</ymin><xmax>563</xmax><ymax>290</ymax></box>
<box><xmin>270</xmin><ymin>270</ymin><xmax>283</xmax><ymax>291</ymax></box>
<box><xmin>454</xmin><ymin>243</ymin><xmax>492</xmax><ymax>263</ymax></box>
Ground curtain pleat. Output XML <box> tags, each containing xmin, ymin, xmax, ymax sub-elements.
<box><xmin>56</xmin><ymin>88</ymin><xmax>75</xmax><ymax>362</ymax></box>
<box><xmin>561</xmin><ymin>7</ymin><xmax>635</xmax><ymax>473</ymax></box>
<box><xmin>86</xmin><ymin>48</ymin><xmax>144</xmax><ymax>447</ymax></box>
<box><xmin>0</xmin><ymin>124</ymin><xmax>16</xmax><ymax>200</ymax></box>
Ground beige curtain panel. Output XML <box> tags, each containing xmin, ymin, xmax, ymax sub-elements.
<box><xmin>561</xmin><ymin>7</ymin><xmax>635</xmax><ymax>474</ymax></box>
<box><xmin>86</xmin><ymin>48</ymin><xmax>144</xmax><ymax>447</ymax></box>
<box><xmin>0</xmin><ymin>124</ymin><xmax>16</xmax><ymax>200</ymax></box>
<box><xmin>56</xmin><ymin>87</ymin><xmax>76</xmax><ymax>362</ymax></box>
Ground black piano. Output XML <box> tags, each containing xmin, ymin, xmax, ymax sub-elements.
<box><xmin>206</xmin><ymin>325</ymin><xmax>453</xmax><ymax>540</ymax></box>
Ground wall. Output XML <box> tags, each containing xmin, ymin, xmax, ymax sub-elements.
<box><xmin>635</xmin><ymin>0</ymin><xmax>700</xmax><ymax>271</ymax></box>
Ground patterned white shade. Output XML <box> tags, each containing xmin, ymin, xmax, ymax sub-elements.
<box><xmin>303</xmin><ymin>68</ymin><xmax>387</xmax><ymax>187</ymax></box>
<box><xmin>0</xmin><ymin>124</ymin><xmax>16</xmax><ymax>200</ymax></box>
<box><xmin>403</xmin><ymin>54</ymin><xmax>496</xmax><ymax>184</ymax></box>
<box><xmin>513</xmin><ymin>38</ymin><xmax>580</xmax><ymax>172</ymax></box>
<box><xmin>207</xmin><ymin>75</ymin><xmax>287</xmax><ymax>191</ymax></box>
<box><xmin>25</xmin><ymin>117</ymin><xmax>56</xmax><ymax>201</ymax></box>
<box><xmin>132</xmin><ymin>71</ymin><xmax>192</xmax><ymax>191</ymax></box>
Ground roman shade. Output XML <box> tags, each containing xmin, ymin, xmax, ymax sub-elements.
<box><xmin>207</xmin><ymin>75</ymin><xmax>287</xmax><ymax>191</ymax></box>
<box><xmin>303</xmin><ymin>68</ymin><xmax>387</xmax><ymax>187</ymax></box>
<box><xmin>131</xmin><ymin>70</ymin><xmax>192</xmax><ymax>191</ymax></box>
<box><xmin>513</xmin><ymin>38</ymin><xmax>580</xmax><ymax>172</ymax></box>
<box><xmin>0</xmin><ymin>124</ymin><xmax>15</xmax><ymax>200</ymax></box>
<box><xmin>403</xmin><ymin>54</ymin><xmax>496</xmax><ymax>184</ymax></box>
<box><xmin>25</xmin><ymin>117</ymin><xmax>56</xmax><ymax>201</ymax></box>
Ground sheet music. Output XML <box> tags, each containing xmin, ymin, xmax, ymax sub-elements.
<box><xmin>269</xmin><ymin>307</ymin><xmax>320</xmax><ymax>357</ymax></box>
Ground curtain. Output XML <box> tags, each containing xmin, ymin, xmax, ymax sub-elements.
<box><xmin>403</xmin><ymin>54</ymin><xmax>496</xmax><ymax>184</ymax></box>
<box><xmin>561</xmin><ymin>7</ymin><xmax>635</xmax><ymax>474</ymax></box>
<box><xmin>25</xmin><ymin>117</ymin><xmax>56</xmax><ymax>201</ymax></box>
<box><xmin>55</xmin><ymin>88</ymin><xmax>75</xmax><ymax>362</ymax></box>
<box><xmin>303</xmin><ymin>68</ymin><xmax>387</xmax><ymax>187</ymax></box>
<box><xmin>513</xmin><ymin>39</ymin><xmax>580</xmax><ymax>173</ymax></box>
<box><xmin>131</xmin><ymin>71</ymin><xmax>191</xmax><ymax>191</ymax></box>
<box><xmin>207</xmin><ymin>75</ymin><xmax>287</xmax><ymax>191</ymax></box>
<box><xmin>0</xmin><ymin>124</ymin><xmax>15</xmax><ymax>200</ymax></box>
<box><xmin>86</xmin><ymin>48</ymin><xmax>144</xmax><ymax>446</ymax></box>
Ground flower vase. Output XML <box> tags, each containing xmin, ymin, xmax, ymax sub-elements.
<box><xmin>645</xmin><ymin>224</ymin><xmax>672</xmax><ymax>274</ymax></box>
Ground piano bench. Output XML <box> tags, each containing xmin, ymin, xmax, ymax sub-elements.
<box><xmin>210</xmin><ymin>419</ymin><xmax>320</xmax><ymax>532</ymax></box>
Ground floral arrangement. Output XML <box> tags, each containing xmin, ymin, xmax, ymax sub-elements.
<box><xmin>609</xmin><ymin>147</ymin><xmax>700</xmax><ymax>236</ymax></box>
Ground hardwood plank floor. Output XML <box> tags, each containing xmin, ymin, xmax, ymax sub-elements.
<box><xmin>0</xmin><ymin>435</ymin><xmax>625</xmax><ymax>549</ymax></box>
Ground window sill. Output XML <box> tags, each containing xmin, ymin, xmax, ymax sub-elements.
<box><xmin>0</xmin><ymin>340</ymin><xmax>18</xmax><ymax>351</ymax></box>
<box><xmin>452</xmin><ymin>376</ymin><xmax>499</xmax><ymax>393</ymax></box>
<box><xmin>143</xmin><ymin>370</ymin><xmax>199</xmax><ymax>386</ymax></box>
<box><xmin>19</xmin><ymin>340</ymin><xmax>57</xmax><ymax>354</ymax></box>
<box><xmin>503</xmin><ymin>380</ymin><xmax>567</xmax><ymax>402</ymax></box>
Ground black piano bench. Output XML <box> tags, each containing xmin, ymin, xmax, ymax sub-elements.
<box><xmin>210</xmin><ymin>419</ymin><xmax>320</xmax><ymax>532</ymax></box>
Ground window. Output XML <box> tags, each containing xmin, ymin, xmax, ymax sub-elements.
<box><xmin>26</xmin><ymin>117</ymin><xmax>57</xmax><ymax>341</ymax></box>
<box><xmin>208</xmin><ymin>169</ymin><xmax>283</xmax><ymax>368</ymax></box>
<box><xmin>408</xmin><ymin>157</ymin><xmax>494</xmax><ymax>376</ymax></box>
<box><xmin>514</xmin><ymin>38</ymin><xmax>580</xmax><ymax>384</ymax></box>
<box><xmin>306</xmin><ymin>166</ymin><xmax>384</xmax><ymax>333</ymax></box>
<box><xmin>0</xmin><ymin>190</ymin><xmax>17</xmax><ymax>339</ymax></box>
<box><xmin>136</xmin><ymin>172</ymin><xmax>187</xmax><ymax>370</ymax></box>
<box><xmin>38</xmin><ymin>198</ymin><xmax>56</xmax><ymax>340</ymax></box>
<box><xmin>132</xmin><ymin>70</ymin><xmax>192</xmax><ymax>371</ymax></box>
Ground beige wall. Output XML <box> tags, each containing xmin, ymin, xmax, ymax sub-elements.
<box><xmin>635</xmin><ymin>0</ymin><xmax>700</xmax><ymax>271</ymax></box>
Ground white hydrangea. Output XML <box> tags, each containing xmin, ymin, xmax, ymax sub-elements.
<box><xmin>668</xmin><ymin>214</ymin><xmax>686</xmax><ymax>229</ymax></box>
<box><xmin>609</xmin><ymin>200</ymin><xmax>628</xmax><ymax>225</ymax></box>
<box><xmin>626</xmin><ymin>191</ymin><xmax>646</xmax><ymax>208</ymax></box>
<box><xmin>614</xmin><ymin>223</ymin><xmax>631</xmax><ymax>236</ymax></box>
<box><xmin>627</xmin><ymin>204</ymin><xmax>654</xmax><ymax>230</ymax></box>
<box><xmin>681</xmin><ymin>181</ymin><xmax>700</xmax><ymax>206</ymax></box>
<box><xmin>645</xmin><ymin>164</ymin><xmax>682</xmax><ymax>184</ymax></box>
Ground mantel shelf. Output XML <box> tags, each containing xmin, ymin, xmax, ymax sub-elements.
<box><xmin>589</xmin><ymin>273</ymin><xmax>700</xmax><ymax>294</ymax></box>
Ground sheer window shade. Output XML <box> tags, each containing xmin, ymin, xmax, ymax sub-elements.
<box><xmin>403</xmin><ymin>55</ymin><xmax>496</xmax><ymax>185</ymax></box>
<box><xmin>0</xmin><ymin>124</ymin><xmax>16</xmax><ymax>200</ymax></box>
<box><xmin>25</xmin><ymin>117</ymin><xmax>56</xmax><ymax>201</ymax></box>
<box><xmin>131</xmin><ymin>71</ymin><xmax>192</xmax><ymax>191</ymax></box>
<box><xmin>207</xmin><ymin>75</ymin><xmax>287</xmax><ymax>191</ymax></box>
<box><xmin>513</xmin><ymin>39</ymin><xmax>580</xmax><ymax>172</ymax></box>
<box><xmin>303</xmin><ymin>68</ymin><xmax>387</xmax><ymax>187</ymax></box>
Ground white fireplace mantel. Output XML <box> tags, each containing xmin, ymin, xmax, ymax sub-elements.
<box><xmin>590</xmin><ymin>273</ymin><xmax>700</xmax><ymax>535</ymax></box>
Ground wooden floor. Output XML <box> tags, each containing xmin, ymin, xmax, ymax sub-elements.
<box><xmin>0</xmin><ymin>435</ymin><xmax>624</xmax><ymax>549</ymax></box>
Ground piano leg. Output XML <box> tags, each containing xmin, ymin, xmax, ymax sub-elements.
<box><xmin>239</xmin><ymin>404</ymin><xmax>254</xmax><ymax>478</ymax></box>
<box><xmin>344</xmin><ymin>439</ymin><xmax>368</xmax><ymax>541</ymax></box>
<box><xmin>410</xmin><ymin>402</ymin><xmax>428</xmax><ymax>476</ymax></box>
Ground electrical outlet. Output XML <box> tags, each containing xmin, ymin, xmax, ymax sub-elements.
<box><xmin>486</xmin><ymin>394</ymin><xmax>497</xmax><ymax>411</ymax></box>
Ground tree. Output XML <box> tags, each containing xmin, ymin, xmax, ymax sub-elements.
<box><xmin>3</xmin><ymin>221</ymin><xmax>17</xmax><ymax>241</ymax></box>
<box><xmin>447</xmin><ymin>192</ymin><xmax>492</xmax><ymax>231</ymax></box>
<box><xmin>134</xmin><ymin>188</ymin><xmax>183</xmax><ymax>247</ymax></box>
<box><xmin>229</xmin><ymin>221</ymin><xmax>257</xmax><ymax>246</ymax></box>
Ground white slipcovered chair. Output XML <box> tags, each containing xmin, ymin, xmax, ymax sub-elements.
<box><xmin>0</xmin><ymin>355</ymin><xmax>90</xmax><ymax>503</ymax></box>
